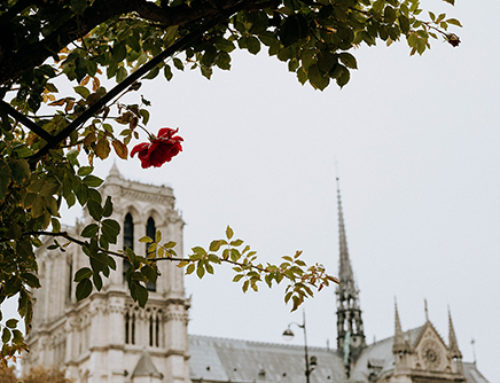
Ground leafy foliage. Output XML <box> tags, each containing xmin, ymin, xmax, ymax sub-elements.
<box><xmin>0</xmin><ymin>0</ymin><xmax>460</xmax><ymax>362</ymax></box>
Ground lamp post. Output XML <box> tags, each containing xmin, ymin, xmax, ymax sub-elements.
<box><xmin>282</xmin><ymin>311</ymin><xmax>317</xmax><ymax>383</ymax></box>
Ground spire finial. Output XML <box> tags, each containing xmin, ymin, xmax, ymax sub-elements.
<box><xmin>108</xmin><ymin>161</ymin><xmax>122</xmax><ymax>179</ymax></box>
<box><xmin>448</xmin><ymin>306</ymin><xmax>462</xmax><ymax>359</ymax></box>
<box><xmin>424</xmin><ymin>298</ymin><xmax>429</xmax><ymax>321</ymax></box>
<box><xmin>471</xmin><ymin>338</ymin><xmax>477</xmax><ymax>365</ymax></box>
<box><xmin>393</xmin><ymin>297</ymin><xmax>409</xmax><ymax>354</ymax></box>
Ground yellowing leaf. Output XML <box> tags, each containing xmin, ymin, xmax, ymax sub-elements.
<box><xmin>112</xmin><ymin>139</ymin><xmax>128</xmax><ymax>159</ymax></box>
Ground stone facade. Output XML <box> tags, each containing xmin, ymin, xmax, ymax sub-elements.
<box><xmin>24</xmin><ymin>165</ymin><xmax>190</xmax><ymax>383</ymax></box>
<box><xmin>23</xmin><ymin>170</ymin><xmax>490</xmax><ymax>383</ymax></box>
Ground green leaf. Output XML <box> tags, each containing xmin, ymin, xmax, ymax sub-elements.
<box><xmin>79</xmin><ymin>165</ymin><xmax>94</xmax><ymax>177</ymax></box>
<box><xmin>196</xmin><ymin>263</ymin><xmax>205</xmax><ymax>278</ymax></box>
<box><xmin>226</xmin><ymin>226</ymin><xmax>234</xmax><ymax>240</ymax></box>
<box><xmin>12</xmin><ymin>330</ymin><xmax>23</xmax><ymax>345</ymax></box>
<box><xmin>6</xmin><ymin>319</ymin><xmax>18</xmax><ymax>329</ymax></box>
<box><xmin>9</xmin><ymin>159</ymin><xmax>30</xmax><ymax>184</ymax></box>
<box><xmin>83</xmin><ymin>175</ymin><xmax>103</xmax><ymax>187</ymax></box>
<box><xmin>87</xmin><ymin>200</ymin><xmax>103</xmax><ymax>221</ymax></box>
<box><xmin>74</xmin><ymin>86</ymin><xmax>90</xmax><ymax>99</ymax></box>
<box><xmin>173</xmin><ymin>58</ymin><xmax>184</xmax><ymax>70</ymax></box>
<box><xmin>93</xmin><ymin>272</ymin><xmax>103</xmax><ymax>290</ymax></box>
<box><xmin>398</xmin><ymin>15</ymin><xmax>410</xmax><ymax>34</ymax></box>
<box><xmin>186</xmin><ymin>263</ymin><xmax>195</xmax><ymax>274</ymax></box>
<box><xmin>230</xmin><ymin>239</ymin><xmax>243</xmax><ymax>247</ymax></box>
<box><xmin>74</xmin><ymin>267</ymin><xmax>93</xmax><ymax>282</ymax></box>
<box><xmin>2</xmin><ymin>328</ymin><xmax>11</xmax><ymax>343</ymax></box>
<box><xmin>308</xmin><ymin>64</ymin><xmax>329</xmax><ymax>90</ymax></box>
<box><xmin>102</xmin><ymin>196</ymin><xmax>113</xmax><ymax>217</ymax></box>
<box><xmin>163</xmin><ymin>65</ymin><xmax>173</xmax><ymax>81</ymax></box>
<box><xmin>338</xmin><ymin>53</ymin><xmax>358</xmax><ymax>69</ymax></box>
<box><xmin>101</xmin><ymin>219</ymin><xmax>120</xmax><ymax>244</ymax></box>
<box><xmin>246</xmin><ymin>37</ymin><xmax>261</xmax><ymax>54</ymax></box>
<box><xmin>21</xmin><ymin>273</ymin><xmax>40</xmax><ymax>288</ymax></box>
<box><xmin>139</xmin><ymin>109</ymin><xmax>150</xmax><ymax>124</ymax></box>
<box><xmin>133</xmin><ymin>283</ymin><xmax>148</xmax><ymax>307</ymax></box>
<box><xmin>76</xmin><ymin>278</ymin><xmax>92</xmax><ymax>300</ymax></box>
<box><xmin>81</xmin><ymin>223</ymin><xmax>99</xmax><ymax>238</ymax></box>
<box><xmin>139</xmin><ymin>236</ymin><xmax>153</xmax><ymax>243</ymax></box>
<box><xmin>233</xmin><ymin>274</ymin><xmax>244</xmax><ymax>282</ymax></box>
<box><xmin>209</xmin><ymin>240</ymin><xmax>222</xmax><ymax>252</ymax></box>
<box><xmin>446</xmin><ymin>18</ymin><xmax>462</xmax><ymax>27</ymax></box>
<box><xmin>242</xmin><ymin>280</ymin><xmax>249</xmax><ymax>293</ymax></box>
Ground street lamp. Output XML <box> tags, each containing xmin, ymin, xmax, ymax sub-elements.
<box><xmin>282</xmin><ymin>311</ymin><xmax>317</xmax><ymax>383</ymax></box>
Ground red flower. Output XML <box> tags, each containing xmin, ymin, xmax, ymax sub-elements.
<box><xmin>131</xmin><ymin>128</ymin><xmax>183</xmax><ymax>168</ymax></box>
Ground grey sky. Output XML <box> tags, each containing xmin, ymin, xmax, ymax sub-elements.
<box><xmin>3</xmin><ymin>0</ymin><xmax>499</xmax><ymax>381</ymax></box>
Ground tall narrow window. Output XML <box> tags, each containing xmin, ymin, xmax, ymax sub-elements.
<box><xmin>131</xmin><ymin>313</ymin><xmax>136</xmax><ymax>345</ymax></box>
<box><xmin>155</xmin><ymin>314</ymin><xmax>160</xmax><ymax>347</ymax></box>
<box><xmin>67</xmin><ymin>261</ymin><xmax>73</xmax><ymax>301</ymax></box>
<box><xmin>123</xmin><ymin>213</ymin><xmax>134</xmax><ymax>282</ymax></box>
<box><xmin>145</xmin><ymin>217</ymin><xmax>157</xmax><ymax>292</ymax></box>
<box><xmin>125</xmin><ymin>312</ymin><xmax>130</xmax><ymax>344</ymax></box>
<box><xmin>149</xmin><ymin>315</ymin><xmax>154</xmax><ymax>347</ymax></box>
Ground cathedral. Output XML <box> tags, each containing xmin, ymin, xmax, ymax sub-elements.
<box><xmin>23</xmin><ymin>166</ymin><xmax>490</xmax><ymax>383</ymax></box>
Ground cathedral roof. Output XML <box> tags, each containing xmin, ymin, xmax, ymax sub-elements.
<box><xmin>463</xmin><ymin>363</ymin><xmax>491</xmax><ymax>383</ymax></box>
<box><xmin>188</xmin><ymin>334</ymin><xmax>346</xmax><ymax>383</ymax></box>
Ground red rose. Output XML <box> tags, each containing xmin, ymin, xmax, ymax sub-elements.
<box><xmin>131</xmin><ymin>128</ymin><xmax>183</xmax><ymax>168</ymax></box>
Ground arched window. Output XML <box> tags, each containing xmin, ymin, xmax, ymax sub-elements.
<box><xmin>149</xmin><ymin>315</ymin><xmax>154</xmax><ymax>347</ymax></box>
<box><xmin>131</xmin><ymin>313</ymin><xmax>136</xmax><ymax>345</ymax></box>
<box><xmin>123</xmin><ymin>213</ymin><xmax>134</xmax><ymax>282</ymax></box>
<box><xmin>155</xmin><ymin>313</ymin><xmax>160</xmax><ymax>347</ymax></box>
<box><xmin>125</xmin><ymin>312</ymin><xmax>130</xmax><ymax>344</ymax></box>
<box><xmin>123</xmin><ymin>213</ymin><xmax>134</xmax><ymax>250</ymax></box>
<box><xmin>67</xmin><ymin>259</ymin><xmax>73</xmax><ymax>301</ymax></box>
<box><xmin>145</xmin><ymin>217</ymin><xmax>157</xmax><ymax>292</ymax></box>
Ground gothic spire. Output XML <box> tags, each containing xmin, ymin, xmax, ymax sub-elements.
<box><xmin>335</xmin><ymin>176</ymin><xmax>365</xmax><ymax>365</ymax></box>
<box><xmin>108</xmin><ymin>161</ymin><xmax>122</xmax><ymax>179</ymax></box>
<box><xmin>448</xmin><ymin>307</ymin><xmax>462</xmax><ymax>359</ymax></box>
<box><xmin>336</xmin><ymin>177</ymin><xmax>354</xmax><ymax>286</ymax></box>
<box><xmin>393</xmin><ymin>298</ymin><xmax>409</xmax><ymax>354</ymax></box>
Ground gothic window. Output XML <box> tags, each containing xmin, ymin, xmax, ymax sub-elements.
<box><xmin>67</xmin><ymin>260</ymin><xmax>73</xmax><ymax>301</ymax></box>
<box><xmin>125</xmin><ymin>312</ymin><xmax>130</xmax><ymax>344</ymax></box>
<box><xmin>123</xmin><ymin>213</ymin><xmax>134</xmax><ymax>282</ymax></box>
<box><xmin>155</xmin><ymin>313</ymin><xmax>160</xmax><ymax>347</ymax></box>
<box><xmin>145</xmin><ymin>217</ymin><xmax>157</xmax><ymax>292</ymax></box>
<box><xmin>149</xmin><ymin>315</ymin><xmax>154</xmax><ymax>347</ymax></box>
<box><xmin>131</xmin><ymin>313</ymin><xmax>136</xmax><ymax>345</ymax></box>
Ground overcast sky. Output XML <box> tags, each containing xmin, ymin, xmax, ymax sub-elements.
<box><xmin>3</xmin><ymin>0</ymin><xmax>499</xmax><ymax>381</ymax></box>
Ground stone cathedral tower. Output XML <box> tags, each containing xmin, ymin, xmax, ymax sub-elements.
<box><xmin>24</xmin><ymin>165</ymin><xmax>191</xmax><ymax>383</ymax></box>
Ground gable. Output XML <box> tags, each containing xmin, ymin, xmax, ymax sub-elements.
<box><xmin>413</xmin><ymin>323</ymin><xmax>450</xmax><ymax>372</ymax></box>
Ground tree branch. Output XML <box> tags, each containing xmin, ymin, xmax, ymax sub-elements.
<box><xmin>0</xmin><ymin>101</ymin><xmax>53</xmax><ymax>142</ymax></box>
<box><xmin>0</xmin><ymin>0</ymin><xmax>279</xmax><ymax>85</ymax></box>
<box><xmin>28</xmin><ymin>11</ymin><xmax>225</xmax><ymax>165</ymax></box>
<box><xmin>25</xmin><ymin>230</ymin><xmax>270</xmax><ymax>274</ymax></box>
